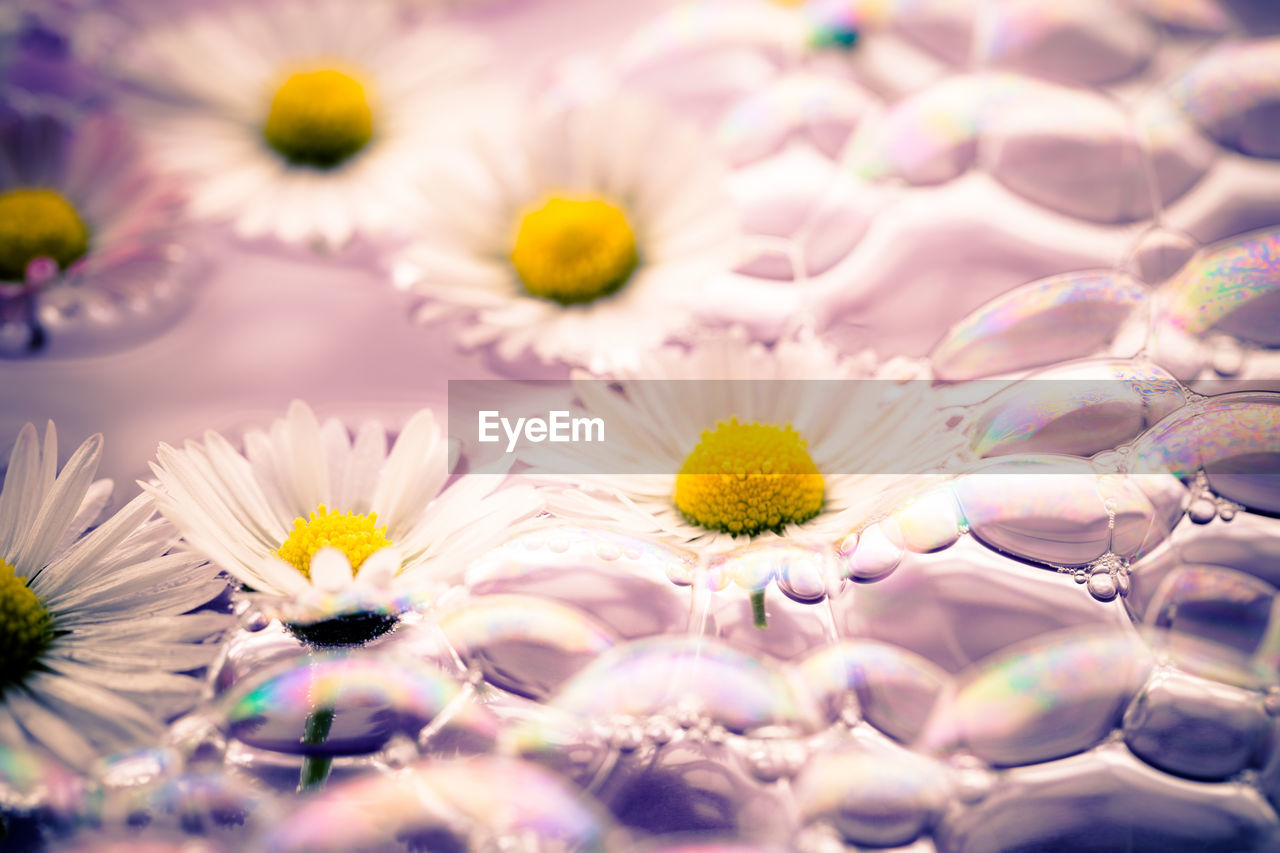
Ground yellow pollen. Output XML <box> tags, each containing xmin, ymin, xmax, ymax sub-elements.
<box><xmin>0</xmin><ymin>188</ymin><xmax>89</xmax><ymax>282</ymax></box>
<box><xmin>510</xmin><ymin>195</ymin><xmax>640</xmax><ymax>305</ymax></box>
<box><xmin>0</xmin><ymin>559</ymin><xmax>53</xmax><ymax>693</ymax></box>
<box><xmin>674</xmin><ymin>418</ymin><xmax>825</xmax><ymax>536</ymax></box>
<box><xmin>263</xmin><ymin>69</ymin><xmax>374</xmax><ymax>168</ymax></box>
<box><xmin>274</xmin><ymin>505</ymin><xmax>391</xmax><ymax>579</ymax></box>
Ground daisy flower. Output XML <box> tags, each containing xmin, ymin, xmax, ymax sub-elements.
<box><xmin>0</xmin><ymin>106</ymin><xmax>197</xmax><ymax>356</ymax></box>
<box><xmin>117</xmin><ymin>0</ymin><xmax>490</xmax><ymax>247</ymax></box>
<box><xmin>145</xmin><ymin>401</ymin><xmax>541</xmax><ymax>646</ymax></box>
<box><xmin>0</xmin><ymin>422</ymin><xmax>229</xmax><ymax>771</ymax></box>
<box><xmin>390</xmin><ymin>95</ymin><xmax>742</xmax><ymax>373</ymax></box>
<box><xmin>541</xmin><ymin>329</ymin><xmax>967</xmax><ymax>554</ymax></box>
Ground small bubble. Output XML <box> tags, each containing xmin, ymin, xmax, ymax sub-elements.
<box><xmin>1188</xmin><ymin>497</ymin><xmax>1217</xmax><ymax>524</ymax></box>
<box><xmin>951</xmin><ymin>754</ymin><xmax>994</xmax><ymax>804</ymax></box>
<box><xmin>1219</xmin><ymin>503</ymin><xmax>1238</xmax><ymax>522</ymax></box>
<box><xmin>746</xmin><ymin>746</ymin><xmax>783</xmax><ymax>783</ymax></box>
<box><xmin>1115</xmin><ymin>569</ymin><xmax>1131</xmax><ymax>597</ymax></box>
<box><xmin>594</xmin><ymin>542</ymin><xmax>621</xmax><ymax>561</ymax></box>
<box><xmin>1087</xmin><ymin>573</ymin><xmax>1118</xmax><ymax>601</ymax></box>
<box><xmin>1264</xmin><ymin>688</ymin><xmax>1280</xmax><ymax>716</ymax></box>
<box><xmin>1073</xmin><ymin>570</ymin><xmax>1089</xmax><ymax>584</ymax></box>
<box><xmin>611</xmin><ymin>723</ymin><xmax>644</xmax><ymax>752</ymax></box>
<box><xmin>548</xmin><ymin>536</ymin><xmax>570</xmax><ymax>553</ymax></box>
<box><xmin>645</xmin><ymin>717</ymin><xmax>675</xmax><ymax>745</ymax></box>
<box><xmin>1210</xmin><ymin>336</ymin><xmax>1246</xmax><ymax>377</ymax></box>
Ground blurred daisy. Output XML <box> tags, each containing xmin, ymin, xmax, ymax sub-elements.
<box><xmin>118</xmin><ymin>0</ymin><xmax>489</xmax><ymax>247</ymax></box>
<box><xmin>146</xmin><ymin>401</ymin><xmax>541</xmax><ymax>645</ymax></box>
<box><xmin>541</xmin><ymin>329</ymin><xmax>966</xmax><ymax>554</ymax></box>
<box><xmin>0</xmin><ymin>106</ymin><xmax>196</xmax><ymax>356</ymax></box>
<box><xmin>0</xmin><ymin>422</ymin><xmax>229</xmax><ymax>770</ymax></box>
<box><xmin>390</xmin><ymin>95</ymin><xmax>741</xmax><ymax>373</ymax></box>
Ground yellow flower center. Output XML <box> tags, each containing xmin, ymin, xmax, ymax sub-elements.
<box><xmin>0</xmin><ymin>559</ymin><xmax>53</xmax><ymax>693</ymax></box>
<box><xmin>263</xmin><ymin>69</ymin><xmax>374</xmax><ymax>169</ymax></box>
<box><xmin>510</xmin><ymin>195</ymin><xmax>640</xmax><ymax>305</ymax></box>
<box><xmin>0</xmin><ymin>189</ymin><xmax>89</xmax><ymax>282</ymax></box>
<box><xmin>674</xmin><ymin>418</ymin><xmax>826</xmax><ymax>536</ymax></box>
<box><xmin>274</xmin><ymin>505</ymin><xmax>391</xmax><ymax>579</ymax></box>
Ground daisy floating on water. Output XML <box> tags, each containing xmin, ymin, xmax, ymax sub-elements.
<box><xmin>539</xmin><ymin>328</ymin><xmax>966</xmax><ymax>562</ymax></box>
<box><xmin>117</xmin><ymin>0</ymin><xmax>490</xmax><ymax>247</ymax></box>
<box><xmin>0</xmin><ymin>106</ymin><xmax>198</xmax><ymax>356</ymax></box>
<box><xmin>0</xmin><ymin>422</ymin><xmax>229</xmax><ymax>770</ymax></box>
<box><xmin>390</xmin><ymin>95</ymin><xmax>742</xmax><ymax>373</ymax></box>
<box><xmin>146</xmin><ymin>401</ymin><xmax>541</xmax><ymax>647</ymax></box>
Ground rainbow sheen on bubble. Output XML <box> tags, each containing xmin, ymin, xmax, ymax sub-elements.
<box><xmin>258</xmin><ymin>758</ymin><xmax>616</xmax><ymax>853</ymax></box>
<box><xmin>1169</xmin><ymin>40</ymin><xmax>1280</xmax><ymax>158</ymax></box>
<box><xmin>1161</xmin><ymin>227</ymin><xmax>1280</xmax><ymax>345</ymax></box>
<box><xmin>930</xmin><ymin>272</ymin><xmax>1149</xmax><ymax>380</ymax></box>
<box><xmin>920</xmin><ymin>625</ymin><xmax>1153</xmax><ymax>765</ymax></box>
<box><xmin>217</xmin><ymin>653</ymin><xmax>467</xmax><ymax>755</ymax></box>
<box><xmin>550</xmin><ymin>636</ymin><xmax>824</xmax><ymax>735</ymax></box>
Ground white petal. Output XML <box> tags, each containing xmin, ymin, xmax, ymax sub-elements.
<box><xmin>309</xmin><ymin>546</ymin><xmax>354</xmax><ymax>593</ymax></box>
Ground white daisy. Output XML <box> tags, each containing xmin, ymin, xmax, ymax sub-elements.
<box><xmin>116</xmin><ymin>0</ymin><xmax>490</xmax><ymax>247</ymax></box>
<box><xmin>145</xmin><ymin>401</ymin><xmax>541</xmax><ymax>644</ymax></box>
<box><xmin>0</xmin><ymin>107</ymin><xmax>197</xmax><ymax>357</ymax></box>
<box><xmin>390</xmin><ymin>95</ymin><xmax>742</xmax><ymax>374</ymax></box>
<box><xmin>0</xmin><ymin>422</ymin><xmax>229</xmax><ymax>770</ymax></box>
<box><xmin>540</xmin><ymin>328</ymin><xmax>966</xmax><ymax>554</ymax></box>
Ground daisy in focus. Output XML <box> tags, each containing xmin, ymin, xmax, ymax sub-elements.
<box><xmin>390</xmin><ymin>95</ymin><xmax>742</xmax><ymax>373</ymax></box>
<box><xmin>0</xmin><ymin>422</ymin><xmax>229</xmax><ymax>770</ymax></box>
<box><xmin>146</xmin><ymin>401</ymin><xmax>541</xmax><ymax>646</ymax></box>
<box><xmin>0</xmin><ymin>106</ymin><xmax>195</xmax><ymax>356</ymax></box>
<box><xmin>540</xmin><ymin>329</ymin><xmax>966</xmax><ymax>555</ymax></box>
<box><xmin>117</xmin><ymin>0</ymin><xmax>490</xmax><ymax>247</ymax></box>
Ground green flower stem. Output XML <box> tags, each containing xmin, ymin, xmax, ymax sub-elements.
<box><xmin>751</xmin><ymin>588</ymin><xmax>768</xmax><ymax>629</ymax></box>
<box><xmin>298</xmin><ymin>706</ymin><xmax>335</xmax><ymax>792</ymax></box>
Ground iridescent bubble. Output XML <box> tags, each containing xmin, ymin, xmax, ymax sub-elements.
<box><xmin>496</xmin><ymin>698</ymin><xmax>614</xmax><ymax>789</ymax></box>
<box><xmin>930</xmin><ymin>272</ymin><xmax>1148</xmax><ymax>380</ymax></box>
<box><xmin>550</xmin><ymin>636</ymin><xmax>824</xmax><ymax>736</ymax></box>
<box><xmin>982</xmin><ymin>83</ymin><xmax>1160</xmax><ymax>222</ymax></box>
<box><xmin>1122</xmin><ymin>224</ymin><xmax>1200</xmax><ymax>285</ymax></box>
<box><xmin>1132</xmin><ymin>391</ymin><xmax>1280</xmax><ymax>515</ymax></box>
<box><xmin>0</xmin><ymin>742</ymin><xmax>87</xmax><ymax>815</ymax></box>
<box><xmin>793</xmin><ymin>744</ymin><xmax>951</xmax><ymax>847</ymax></box>
<box><xmin>1123</xmin><ymin>669</ymin><xmax>1271</xmax><ymax>781</ymax></box>
<box><xmin>216</xmin><ymin>652</ymin><xmax>469</xmax><ymax>756</ymax></box>
<box><xmin>966</xmin><ymin>359</ymin><xmax>1185</xmax><ymax>458</ymax></box>
<box><xmin>258</xmin><ymin>757</ymin><xmax>617</xmax><ymax>853</ymax></box>
<box><xmin>467</xmin><ymin>526</ymin><xmax>695</xmax><ymax>639</ymax></box>
<box><xmin>919</xmin><ymin>624</ymin><xmax>1153</xmax><ymax>765</ymax></box>
<box><xmin>1158</xmin><ymin>227</ymin><xmax>1280</xmax><ymax>346</ymax></box>
<box><xmin>797</xmin><ymin>640</ymin><xmax>950</xmax><ymax>743</ymax></box>
<box><xmin>438</xmin><ymin>593</ymin><xmax>617</xmax><ymax>700</ymax></box>
<box><xmin>935</xmin><ymin>743</ymin><xmax>1280</xmax><ymax>853</ymax></box>
<box><xmin>976</xmin><ymin>0</ymin><xmax>1156</xmax><ymax>85</ymax></box>
<box><xmin>838</xmin><ymin>520</ymin><xmax>905</xmax><ymax>581</ymax></box>
<box><xmin>1125</xmin><ymin>0</ymin><xmax>1231</xmax><ymax>33</ymax></box>
<box><xmin>714</xmin><ymin>589</ymin><xmax>834</xmax><ymax>661</ymax></box>
<box><xmin>833</xmin><ymin>538</ymin><xmax>1117</xmax><ymax>674</ymax></box>
<box><xmin>1169</xmin><ymin>39</ymin><xmax>1280</xmax><ymax>159</ymax></box>
<box><xmin>709</xmin><ymin>540</ymin><xmax>835</xmax><ymax>601</ymax></box>
<box><xmin>1140</xmin><ymin>563</ymin><xmax>1280</xmax><ymax>688</ymax></box>
<box><xmin>892</xmin><ymin>486</ymin><xmax>965</xmax><ymax>553</ymax></box>
<box><xmin>100</xmin><ymin>769</ymin><xmax>277</xmax><ymax>838</ymax></box>
<box><xmin>953</xmin><ymin>455</ymin><xmax>1134</xmax><ymax>566</ymax></box>
<box><xmin>716</xmin><ymin>72</ymin><xmax>873</xmax><ymax>164</ymax></box>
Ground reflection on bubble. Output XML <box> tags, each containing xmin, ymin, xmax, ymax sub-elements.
<box><xmin>1123</xmin><ymin>668</ymin><xmax>1270</xmax><ymax>781</ymax></box>
<box><xmin>931</xmin><ymin>272</ymin><xmax>1149</xmax><ymax>381</ymax></box>
<box><xmin>976</xmin><ymin>0</ymin><xmax>1155</xmax><ymax>85</ymax></box>
<box><xmin>1170</xmin><ymin>39</ymin><xmax>1280</xmax><ymax>159</ymax></box>
<box><xmin>794</xmin><ymin>744</ymin><xmax>951</xmax><ymax>847</ymax></box>
<box><xmin>797</xmin><ymin>640</ymin><xmax>950</xmax><ymax>742</ymax></box>
<box><xmin>1141</xmin><ymin>563</ymin><xmax>1280</xmax><ymax>688</ymax></box>
<box><xmin>967</xmin><ymin>360</ymin><xmax>1185</xmax><ymax>459</ymax></box>
<box><xmin>716</xmin><ymin>72</ymin><xmax>872</xmax><ymax>164</ymax></box>
<box><xmin>920</xmin><ymin>625</ymin><xmax>1153</xmax><ymax>765</ymax></box>
<box><xmin>0</xmin><ymin>743</ymin><xmax>86</xmax><ymax>815</ymax></box>
<box><xmin>893</xmin><ymin>486</ymin><xmax>966</xmax><ymax>553</ymax></box>
<box><xmin>1132</xmin><ymin>392</ymin><xmax>1280</xmax><ymax>514</ymax></box>
<box><xmin>438</xmin><ymin>594</ymin><xmax>617</xmax><ymax>700</ymax></box>
<box><xmin>1160</xmin><ymin>227</ymin><xmax>1280</xmax><ymax>346</ymax></box>
<box><xmin>101</xmin><ymin>769</ymin><xmax>276</xmax><ymax>839</ymax></box>
<box><xmin>259</xmin><ymin>757</ymin><xmax>616</xmax><ymax>853</ymax></box>
<box><xmin>217</xmin><ymin>653</ymin><xmax>468</xmax><ymax>756</ymax></box>
<box><xmin>550</xmin><ymin>636</ymin><xmax>824</xmax><ymax>735</ymax></box>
